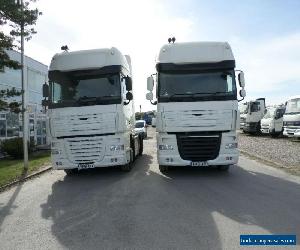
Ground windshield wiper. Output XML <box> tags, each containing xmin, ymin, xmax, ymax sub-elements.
<box><xmin>77</xmin><ymin>96</ymin><xmax>120</xmax><ymax>105</ymax></box>
<box><xmin>192</xmin><ymin>92</ymin><xmax>230</xmax><ymax>97</ymax></box>
<box><xmin>77</xmin><ymin>96</ymin><xmax>97</xmax><ymax>104</ymax></box>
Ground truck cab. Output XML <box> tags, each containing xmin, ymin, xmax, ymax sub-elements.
<box><xmin>242</xmin><ymin>98</ymin><xmax>266</xmax><ymax>134</ymax></box>
<box><xmin>260</xmin><ymin>105</ymin><xmax>285</xmax><ymax>137</ymax></box>
<box><xmin>283</xmin><ymin>95</ymin><xmax>300</xmax><ymax>138</ymax></box>
<box><xmin>146</xmin><ymin>41</ymin><xmax>246</xmax><ymax>172</ymax></box>
<box><xmin>43</xmin><ymin>47</ymin><xmax>142</xmax><ymax>174</ymax></box>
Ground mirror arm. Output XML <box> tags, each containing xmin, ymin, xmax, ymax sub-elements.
<box><xmin>123</xmin><ymin>100</ymin><xmax>130</xmax><ymax>105</ymax></box>
<box><xmin>238</xmin><ymin>96</ymin><xmax>245</xmax><ymax>103</ymax></box>
<box><xmin>150</xmin><ymin>100</ymin><xmax>157</xmax><ymax>105</ymax></box>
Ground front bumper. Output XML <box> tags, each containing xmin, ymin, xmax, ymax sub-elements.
<box><xmin>157</xmin><ymin>132</ymin><xmax>239</xmax><ymax>166</ymax></box>
<box><xmin>52</xmin><ymin>154</ymin><xmax>129</xmax><ymax>170</ymax></box>
<box><xmin>243</xmin><ymin>122</ymin><xmax>258</xmax><ymax>133</ymax></box>
<box><xmin>51</xmin><ymin>134</ymin><xmax>131</xmax><ymax>170</ymax></box>
<box><xmin>261</xmin><ymin>125</ymin><xmax>271</xmax><ymax>134</ymax></box>
<box><xmin>240</xmin><ymin>122</ymin><xmax>245</xmax><ymax>129</ymax></box>
<box><xmin>283</xmin><ymin>127</ymin><xmax>300</xmax><ymax>138</ymax></box>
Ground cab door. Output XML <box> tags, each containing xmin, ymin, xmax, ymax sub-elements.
<box><xmin>274</xmin><ymin>108</ymin><xmax>284</xmax><ymax>132</ymax></box>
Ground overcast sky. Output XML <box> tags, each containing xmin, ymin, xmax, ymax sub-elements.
<box><xmin>24</xmin><ymin>0</ymin><xmax>300</xmax><ymax>111</ymax></box>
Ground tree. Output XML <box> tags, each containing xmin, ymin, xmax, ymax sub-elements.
<box><xmin>0</xmin><ymin>0</ymin><xmax>42</xmax><ymax>112</ymax></box>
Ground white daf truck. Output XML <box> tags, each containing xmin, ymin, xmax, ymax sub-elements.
<box><xmin>146</xmin><ymin>41</ymin><xmax>246</xmax><ymax>172</ymax></box>
<box><xmin>241</xmin><ymin>98</ymin><xmax>266</xmax><ymax>134</ymax></box>
<box><xmin>42</xmin><ymin>47</ymin><xmax>143</xmax><ymax>174</ymax></box>
<box><xmin>260</xmin><ymin>105</ymin><xmax>285</xmax><ymax>137</ymax></box>
<box><xmin>283</xmin><ymin>95</ymin><xmax>300</xmax><ymax>138</ymax></box>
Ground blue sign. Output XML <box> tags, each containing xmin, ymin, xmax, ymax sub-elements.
<box><xmin>240</xmin><ymin>235</ymin><xmax>296</xmax><ymax>246</ymax></box>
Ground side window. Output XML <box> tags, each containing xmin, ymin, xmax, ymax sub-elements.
<box><xmin>52</xmin><ymin>82</ymin><xmax>62</xmax><ymax>103</ymax></box>
<box><xmin>226</xmin><ymin>74</ymin><xmax>233</xmax><ymax>92</ymax></box>
<box><xmin>120</xmin><ymin>75</ymin><xmax>127</xmax><ymax>100</ymax></box>
<box><xmin>250</xmin><ymin>102</ymin><xmax>260</xmax><ymax>112</ymax></box>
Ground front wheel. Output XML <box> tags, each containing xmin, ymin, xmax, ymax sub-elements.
<box><xmin>139</xmin><ymin>136</ymin><xmax>143</xmax><ymax>156</ymax></box>
<box><xmin>64</xmin><ymin>169</ymin><xmax>78</xmax><ymax>175</ymax></box>
<box><xmin>120</xmin><ymin>163</ymin><xmax>132</xmax><ymax>172</ymax></box>
<box><xmin>159</xmin><ymin>165</ymin><xmax>169</xmax><ymax>173</ymax></box>
<box><xmin>217</xmin><ymin>165</ymin><xmax>230</xmax><ymax>171</ymax></box>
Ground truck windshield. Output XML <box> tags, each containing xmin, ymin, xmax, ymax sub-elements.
<box><xmin>250</xmin><ymin>102</ymin><xmax>260</xmax><ymax>112</ymax></box>
<box><xmin>158</xmin><ymin>70</ymin><xmax>236</xmax><ymax>102</ymax></box>
<box><xmin>263</xmin><ymin>108</ymin><xmax>276</xmax><ymax>119</ymax></box>
<box><xmin>285</xmin><ymin>98</ymin><xmax>300</xmax><ymax>114</ymax></box>
<box><xmin>135</xmin><ymin>122</ymin><xmax>145</xmax><ymax>128</ymax></box>
<box><xmin>49</xmin><ymin>70</ymin><xmax>121</xmax><ymax>108</ymax></box>
<box><xmin>239</xmin><ymin>103</ymin><xmax>248</xmax><ymax>114</ymax></box>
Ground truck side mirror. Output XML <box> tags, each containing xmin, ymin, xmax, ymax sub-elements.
<box><xmin>126</xmin><ymin>92</ymin><xmax>133</xmax><ymax>101</ymax></box>
<box><xmin>238</xmin><ymin>72</ymin><xmax>245</xmax><ymax>88</ymax></box>
<box><xmin>146</xmin><ymin>92</ymin><xmax>153</xmax><ymax>101</ymax></box>
<box><xmin>43</xmin><ymin>83</ymin><xmax>49</xmax><ymax>98</ymax></box>
<box><xmin>42</xmin><ymin>99</ymin><xmax>49</xmax><ymax>107</ymax></box>
<box><xmin>125</xmin><ymin>76</ymin><xmax>132</xmax><ymax>91</ymax></box>
<box><xmin>239</xmin><ymin>89</ymin><xmax>246</xmax><ymax>98</ymax></box>
<box><xmin>147</xmin><ymin>76</ymin><xmax>154</xmax><ymax>91</ymax></box>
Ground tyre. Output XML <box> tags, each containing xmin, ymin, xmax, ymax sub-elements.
<box><xmin>159</xmin><ymin>165</ymin><xmax>169</xmax><ymax>173</ymax></box>
<box><xmin>217</xmin><ymin>165</ymin><xmax>230</xmax><ymax>171</ymax></box>
<box><xmin>64</xmin><ymin>169</ymin><xmax>78</xmax><ymax>175</ymax></box>
<box><xmin>131</xmin><ymin>136</ymin><xmax>136</xmax><ymax>162</ymax></box>
<box><xmin>139</xmin><ymin>136</ymin><xmax>143</xmax><ymax>156</ymax></box>
<box><xmin>120</xmin><ymin>163</ymin><xmax>132</xmax><ymax>172</ymax></box>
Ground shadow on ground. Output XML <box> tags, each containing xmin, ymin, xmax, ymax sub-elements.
<box><xmin>40</xmin><ymin>154</ymin><xmax>300</xmax><ymax>249</ymax></box>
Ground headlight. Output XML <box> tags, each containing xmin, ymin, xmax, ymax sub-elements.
<box><xmin>159</xmin><ymin>144</ymin><xmax>174</xmax><ymax>150</ymax></box>
<box><xmin>225</xmin><ymin>143</ymin><xmax>238</xmax><ymax>149</ymax></box>
<box><xmin>110</xmin><ymin>145</ymin><xmax>124</xmax><ymax>151</ymax></box>
<box><xmin>51</xmin><ymin>149</ymin><xmax>61</xmax><ymax>155</ymax></box>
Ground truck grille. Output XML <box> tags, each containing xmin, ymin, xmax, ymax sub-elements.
<box><xmin>176</xmin><ymin>133</ymin><xmax>221</xmax><ymax>161</ymax></box>
<box><xmin>65</xmin><ymin>136</ymin><xmax>104</xmax><ymax>164</ymax></box>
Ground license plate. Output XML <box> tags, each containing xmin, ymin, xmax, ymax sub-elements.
<box><xmin>191</xmin><ymin>161</ymin><xmax>208</xmax><ymax>167</ymax></box>
<box><xmin>78</xmin><ymin>163</ymin><xmax>95</xmax><ymax>170</ymax></box>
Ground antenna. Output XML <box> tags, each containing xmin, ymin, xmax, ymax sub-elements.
<box><xmin>61</xmin><ymin>45</ymin><xmax>69</xmax><ymax>52</ymax></box>
<box><xmin>168</xmin><ymin>37</ymin><xmax>176</xmax><ymax>43</ymax></box>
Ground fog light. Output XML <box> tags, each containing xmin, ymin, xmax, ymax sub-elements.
<box><xmin>159</xmin><ymin>145</ymin><xmax>174</xmax><ymax>150</ymax></box>
<box><xmin>225</xmin><ymin>143</ymin><xmax>238</xmax><ymax>149</ymax></box>
<box><xmin>56</xmin><ymin>161</ymin><xmax>62</xmax><ymax>166</ymax></box>
<box><xmin>226</xmin><ymin>157</ymin><xmax>233</xmax><ymax>161</ymax></box>
<box><xmin>52</xmin><ymin>149</ymin><xmax>61</xmax><ymax>155</ymax></box>
<box><xmin>110</xmin><ymin>145</ymin><xmax>124</xmax><ymax>151</ymax></box>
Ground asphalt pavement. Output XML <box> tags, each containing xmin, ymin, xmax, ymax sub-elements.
<box><xmin>0</xmin><ymin>127</ymin><xmax>300</xmax><ymax>250</ymax></box>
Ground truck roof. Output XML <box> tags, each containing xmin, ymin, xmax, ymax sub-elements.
<box><xmin>156</xmin><ymin>42</ymin><xmax>234</xmax><ymax>64</ymax></box>
<box><xmin>49</xmin><ymin>47</ymin><xmax>131</xmax><ymax>73</ymax></box>
<box><xmin>287</xmin><ymin>95</ymin><xmax>300</xmax><ymax>101</ymax></box>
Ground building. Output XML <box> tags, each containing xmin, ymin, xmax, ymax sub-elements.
<box><xmin>0</xmin><ymin>50</ymin><xmax>48</xmax><ymax>146</ymax></box>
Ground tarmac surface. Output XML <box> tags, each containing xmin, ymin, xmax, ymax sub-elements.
<box><xmin>1</xmin><ymin>127</ymin><xmax>300</xmax><ymax>249</ymax></box>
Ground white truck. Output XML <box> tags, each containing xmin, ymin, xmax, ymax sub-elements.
<box><xmin>283</xmin><ymin>95</ymin><xmax>300</xmax><ymax>138</ymax></box>
<box><xmin>241</xmin><ymin>98</ymin><xmax>266</xmax><ymax>134</ymax></box>
<box><xmin>146</xmin><ymin>41</ymin><xmax>246</xmax><ymax>172</ymax></box>
<box><xmin>42</xmin><ymin>47</ymin><xmax>143</xmax><ymax>174</ymax></box>
<box><xmin>260</xmin><ymin>105</ymin><xmax>285</xmax><ymax>137</ymax></box>
<box><xmin>239</xmin><ymin>102</ymin><xmax>248</xmax><ymax>130</ymax></box>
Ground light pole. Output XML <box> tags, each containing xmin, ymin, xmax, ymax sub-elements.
<box><xmin>16</xmin><ymin>0</ymin><xmax>28</xmax><ymax>170</ymax></box>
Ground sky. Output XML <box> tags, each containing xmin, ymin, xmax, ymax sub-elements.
<box><xmin>22</xmin><ymin>0</ymin><xmax>300</xmax><ymax>111</ymax></box>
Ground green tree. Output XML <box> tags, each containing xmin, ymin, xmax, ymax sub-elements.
<box><xmin>0</xmin><ymin>0</ymin><xmax>42</xmax><ymax>111</ymax></box>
